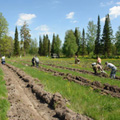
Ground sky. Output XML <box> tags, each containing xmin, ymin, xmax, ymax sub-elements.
<box><xmin>0</xmin><ymin>0</ymin><xmax>120</xmax><ymax>44</ymax></box>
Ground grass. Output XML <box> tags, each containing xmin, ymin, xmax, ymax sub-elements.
<box><xmin>7</xmin><ymin>56</ymin><xmax>120</xmax><ymax>120</ymax></box>
<box><xmin>0</xmin><ymin>66</ymin><xmax>10</xmax><ymax>120</ymax></box>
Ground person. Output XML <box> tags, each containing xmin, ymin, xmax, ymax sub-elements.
<box><xmin>34</xmin><ymin>56</ymin><xmax>39</xmax><ymax>67</ymax></box>
<box><xmin>1</xmin><ymin>56</ymin><xmax>5</xmax><ymax>65</ymax></box>
<box><xmin>104</xmin><ymin>62</ymin><xmax>117</xmax><ymax>79</ymax></box>
<box><xmin>92</xmin><ymin>62</ymin><xmax>103</xmax><ymax>74</ymax></box>
<box><xmin>31</xmin><ymin>57</ymin><xmax>35</xmax><ymax>66</ymax></box>
<box><xmin>75</xmin><ymin>55</ymin><xmax>80</xmax><ymax>64</ymax></box>
<box><xmin>97</xmin><ymin>56</ymin><xmax>101</xmax><ymax>65</ymax></box>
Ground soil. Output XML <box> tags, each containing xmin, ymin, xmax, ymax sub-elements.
<box><xmin>1</xmin><ymin>63</ymin><xmax>92</xmax><ymax>120</ymax></box>
<box><xmin>1</xmin><ymin>64</ymin><xmax>59</xmax><ymax>120</ymax></box>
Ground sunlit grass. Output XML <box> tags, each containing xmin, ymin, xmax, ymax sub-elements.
<box><xmin>7</xmin><ymin>58</ymin><xmax>120</xmax><ymax>120</ymax></box>
<box><xmin>0</xmin><ymin>66</ymin><xmax>10</xmax><ymax>120</ymax></box>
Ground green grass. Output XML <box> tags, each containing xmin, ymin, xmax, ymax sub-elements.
<box><xmin>0</xmin><ymin>66</ymin><xmax>10</xmax><ymax>120</ymax></box>
<box><xmin>7</xmin><ymin>57</ymin><xmax>120</xmax><ymax>120</ymax></box>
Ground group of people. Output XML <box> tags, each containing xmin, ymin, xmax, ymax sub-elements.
<box><xmin>32</xmin><ymin>56</ymin><xmax>39</xmax><ymax>67</ymax></box>
<box><xmin>92</xmin><ymin>57</ymin><xmax>117</xmax><ymax>79</ymax></box>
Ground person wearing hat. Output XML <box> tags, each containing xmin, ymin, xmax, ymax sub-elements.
<box><xmin>104</xmin><ymin>62</ymin><xmax>117</xmax><ymax>79</ymax></box>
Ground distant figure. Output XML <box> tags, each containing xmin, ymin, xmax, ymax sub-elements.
<box><xmin>75</xmin><ymin>55</ymin><xmax>80</xmax><ymax>64</ymax></box>
<box><xmin>97</xmin><ymin>56</ymin><xmax>101</xmax><ymax>65</ymax></box>
<box><xmin>92</xmin><ymin>62</ymin><xmax>103</xmax><ymax>74</ymax></box>
<box><xmin>31</xmin><ymin>57</ymin><xmax>35</xmax><ymax>66</ymax></box>
<box><xmin>104</xmin><ymin>62</ymin><xmax>117</xmax><ymax>79</ymax></box>
<box><xmin>34</xmin><ymin>56</ymin><xmax>39</xmax><ymax>67</ymax></box>
<box><xmin>1</xmin><ymin>56</ymin><xmax>5</xmax><ymax>64</ymax></box>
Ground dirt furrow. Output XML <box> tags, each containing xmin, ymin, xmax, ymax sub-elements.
<box><xmin>3</xmin><ymin>64</ymin><xmax>92</xmax><ymax>120</ymax></box>
<box><xmin>1</xmin><ymin>65</ymin><xmax>59</xmax><ymax>120</ymax></box>
<box><xmin>39</xmin><ymin>62</ymin><xmax>120</xmax><ymax>80</ymax></box>
<box><xmin>24</xmin><ymin>63</ymin><xmax>120</xmax><ymax>98</ymax></box>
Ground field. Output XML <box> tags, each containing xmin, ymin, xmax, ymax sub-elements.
<box><xmin>0</xmin><ymin>65</ymin><xmax>10</xmax><ymax>120</ymax></box>
<box><xmin>1</xmin><ymin>56</ymin><xmax>120</xmax><ymax>120</ymax></box>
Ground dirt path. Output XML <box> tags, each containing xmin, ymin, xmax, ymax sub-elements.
<box><xmin>1</xmin><ymin>64</ymin><xmax>59</xmax><ymax>120</ymax></box>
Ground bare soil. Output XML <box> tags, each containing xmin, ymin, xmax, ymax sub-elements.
<box><xmin>1</xmin><ymin>64</ymin><xmax>92</xmax><ymax>120</ymax></box>
<box><xmin>1</xmin><ymin>64</ymin><xmax>59</xmax><ymax>120</ymax></box>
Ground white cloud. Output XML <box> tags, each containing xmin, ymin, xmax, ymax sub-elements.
<box><xmin>16</xmin><ymin>13</ymin><xmax>36</xmax><ymax>26</ymax></box>
<box><xmin>101</xmin><ymin>5</ymin><xmax>120</xmax><ymax>22</ymax></box>
<box><xmin>109</xmin><ymin>6</ymin><xmax>120</xmax><ymax>19</ymax></box>
<box><xmin>35</xmin><ymin>25</ymin><xmax>49</xmax><ymax>31</ymax></box>
<box><xmin>66</xmin><ymin>12</ymin><xmax>74</xmax><ymax>19</ymax></box>
<box><xmin>35</xmin><ymin>25</ymin><xmax>53</xmax><ymax>35</ymax></box>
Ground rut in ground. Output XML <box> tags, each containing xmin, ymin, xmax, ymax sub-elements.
<box><xmin>1</xmin><ymin>64</ymin><xmax>59</xmax><ymax>120</ymax></box>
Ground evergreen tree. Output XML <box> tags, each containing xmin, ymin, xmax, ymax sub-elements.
<box><xmin>48</xmin><ymin>39</ymin><xmax>51</xmax><ymax>56</ymax></box>
<box><xmin>115</xmin><ymin>26</ymin><xmax>120</xmax><ymax>55</ymax></box>
<box><xmin>54</xmin><ymin>34</ymin><xmax>61</xmax><ymax>56</ymax></box>
<box><xmin>20</xmin><ymin>21</ymin><xmax>31</xmax><ymax>55</ymax></box>
<box><xmin>62</xmin><ymin>30</ymin><xmax>78</xmax><ymax>57</ymax></box>
<box><xmin>14</xmin><ymin>26</ymin><xmax>20</xmax><ymax>56</ymax></box>
<box><xmin>38</xmin><ymin>36</ymin><xmax>43</xmax><ymax>56</ymax></box>
<box><xmin>102</xmin><ymin>14</ymin><xmax>113</xmax><ymax>57</ymax></box>
<box><xmin>42</xmin><ymin>35</ymin><xmax>48</xmax><ymax>56</ymax></box>
<box><xmin>51</xmin><ymin>33</ymin><xmax>55</xmax><ymax>55</ymax></box>
<box><xmin>94</xmin><ymin>15</ymin><xmax>101</xmax><ymax>55</ymax></box>
<box><xmin>82</xmin><ymin>29</ymin><xmax>86</xmax><ymax>56</ymax></box>
<box><xmin>74</xmin><ymin>27</ymin><xmax>81</xmax><ymax>55</ymax></box>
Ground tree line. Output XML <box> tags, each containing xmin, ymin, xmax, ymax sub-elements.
<box><xmin>0</xmin><ymin>12</ymin><xmax>120</xmax><ymax>58</ymax></box>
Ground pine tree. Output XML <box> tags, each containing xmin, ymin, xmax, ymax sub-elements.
<box><xmin>20</xmin><ymin>21</ymin><xmax>31</xmax><ymax>55</ymax></box>
<box><xmin>54</xmin><ymin>34</ymin><xmax>61</xmax><ymax>56</ymax></box>
<box><xmin>102</xmin><ymin>14</ymin><xmax>112</xmax><ymax>57</ymax></box>
<box><xmin>94</xmin><ymin>15</ymin><xmax>101</xmax><ymax>55</ymax></box>
<box><xmin>42</xmin><ymin>35</ymin><xmax>48</xmax><ymax>56</ymax></box>
<box><xmin>74</xmin><ymin>27</ymin><xmax>81</xmax><ymax>55</ymax></box>
<box><xmin>115</xmin><ymin>26</ymin><xmax>120</xmax><ymax>55</ymax></box>
<box><xmin>14</xmin><ymin>26</ymin><xmax>20</xmax><ymax>56</ymax></box>
<box><xmin>82</xmin><ymin>28</ymin><xmax>86</xmax><ymax>56</ymax></box>
<box><xmin>38</xmin><ymin>36</ymin><xmax>43</xmax><ymax>56</ymax></box>
<box><xmin>51</xmin><ymin>33</ymin><xmax>55</xmax><ymax>55</ymax></box>
<box><xmin>48</xmin><ymin>39</ymin><xmax>51</xmax><ymax>56</ymax></box>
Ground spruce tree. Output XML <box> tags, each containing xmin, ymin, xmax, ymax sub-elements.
<box><xmin>51</xmin><ymin>33</ymin><xmax>55</xmax><ymax>55</ymax></box>
<box><xmin>94</xmin><ymin>15</ymin><xmax>101</xmax><ymax>55</ymax></box>
<box><xmin>82</xmin><ymin>28</ymin><xmax>86</xmax><ymax>56</ymax></box>
<box><xmin>74</xmin><ymin>27</ymin><xmax>81</xmax><ymax>55</ymax></box>
<box><xmin>38</xmin><ymin>36</ymin><xmax>43</xmax><ymax>56</ymax></box>
<box><xmin>102</xmin><ymin>14</ymin><xmax>112</xmax><ymax>57</ymax></box>
<box><xmin>42</xmin><ymin>35</ymin><xmax>48</xmax><ymax>56</ymax></box>
<box><xmin>14</xmin><ymin>26</ymin><xmax>20</xmax><ymax>56</ymax></box>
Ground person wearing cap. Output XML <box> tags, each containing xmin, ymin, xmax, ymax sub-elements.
<box><xmin>104</xmin><ymin>62</ymin><xmax>117</xmax><ymax>79</ymax></box>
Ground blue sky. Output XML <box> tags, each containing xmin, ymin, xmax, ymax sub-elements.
<box><xmin>0</xmin><ymin>0</ymin><xmax>120</xmax><ymax>44</ymax></box>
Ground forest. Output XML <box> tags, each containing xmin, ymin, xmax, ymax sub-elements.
<box><xmin>0</xmin><ymin>12</ymin><xmax>120</xmax><ymax>58</ymax></box>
